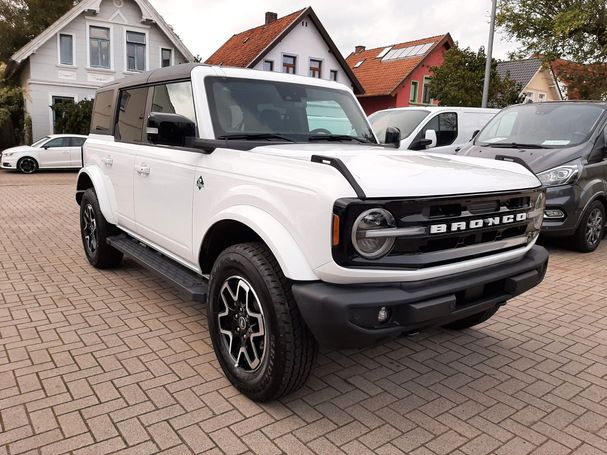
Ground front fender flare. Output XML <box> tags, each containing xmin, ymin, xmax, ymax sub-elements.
<box><xmin>76</xmin><ymin>167</ymin><xmax>116</xmax><ymax>225</ymax></box>
<box><xmin>205</xmin><ymin>205</ymin><xmax>319</xmax><ymax>281</ymax></box>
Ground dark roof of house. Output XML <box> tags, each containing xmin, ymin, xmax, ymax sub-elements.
<box><xmin>205</xmin><ymin>7</ymin><xmax>363</xmax><ymax>94</ymax></box>
<box><xmin>496</xmin><ymin>58</ymin><xmax>542</xmax><ymax>87</ymax></box>
<box><xmin>344</xmin><ymin>34</ymin><xmax>453</xmax><ymax>97</ymax></box>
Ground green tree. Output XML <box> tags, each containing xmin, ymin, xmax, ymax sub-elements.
<box><xmin>497</xmin><ymin>0</ymin><xmax>607</xmax><ymax>99</ymax></box>
<box><xmin>428</xmin><ymin>46</ymin><xmax>522</xmax><ymax>108</ymax></box>
<box><xmin>0</xmin><ymin>0</ymin><xmax>79</xmax><ymax>63</ymax></box>
<box><xmin>51</xmin><ymin>99</ymin><xmax>93</xmax><ymax>135</ymax></box>
<box><xmin>0</xmin><ymin>63</ymin><xmax>24</xmax><ymax>149</ymax></box>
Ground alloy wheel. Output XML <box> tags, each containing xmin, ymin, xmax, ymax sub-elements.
<box><xmin>585</xmin><ymin>207</ymin><xmax>603</xmax><ymax>248</ymax></box>
<box><xmin>19</xmin><ymin>158</ymin><xmax>36</xmax><ymax>174</ymax></box>
<box><xmin>217</xmin><ymin>276</ymin><xmax>267</xmax><ymax>372</ymax></box>
<box><xmin>82</xmin><ymin>204</ymin><xmax>98</xmax><ymax>255</ymax></box>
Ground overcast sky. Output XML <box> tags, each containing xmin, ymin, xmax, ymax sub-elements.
<box><xmin>150</xmin><ymin>0</ymin><xmax>520</xmax><ymax>61</ymax></box>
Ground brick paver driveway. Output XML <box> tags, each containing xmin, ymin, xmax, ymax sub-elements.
<box><xmin>1</xmin><ymin>171</ymin><xmax>606</xmax><ymax>455</ymax></box>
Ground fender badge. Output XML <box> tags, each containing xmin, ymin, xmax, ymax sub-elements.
<box><xmin>196</xmin><ymin>176</ymin><xmax>204</xmax><ymax>190</ymax></box>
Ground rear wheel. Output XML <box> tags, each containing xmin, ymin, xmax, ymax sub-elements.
<box><xmin>17</xmin><ymin>157</ymin><xmax>38</xmax><ymax>174</ymax></box>
<box><xmin>443</xmin><ymin>306</ymin><xmax>499</xmax><ymax>330</ymax></box>
<box><xmin>572</xmin><ymin>200</ymin><xmax>605</xmax><ymax>252</ymax></box>
<box><xmin>208</xmin><ymin>242</ymin><xmax>317</xmax><ymax>401</ymax></box>
<box><xmin>80</xmin><ymin>189</ymin><xmax>123</xmax><ymax>268</ymax></box>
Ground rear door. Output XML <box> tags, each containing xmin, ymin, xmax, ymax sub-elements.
<box><xmin>38</xmin><ymin>137</ymin><xmax>71</xmax><ymax>167</ymax></box>
<box><xmin>68</xmin><ymin>137</ymin><xmax>87</xmax><ymax>167</ymax></box>
<box><xmin>133</xmin><ymin>80</ymin><xmax>198</xmax><ymax>263</ymax></box>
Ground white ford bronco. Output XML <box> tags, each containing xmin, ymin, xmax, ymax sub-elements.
<box><xmin>77</xmin><ymin>64</ymin><xmax>549</xmax><ymax>401</ymax></box>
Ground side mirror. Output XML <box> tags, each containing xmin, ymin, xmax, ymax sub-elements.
<box><xmin>384</xmin><ymin>126</ymin><xmax>401</xmax><ymax>148</ymax></box>
<box><xmin>42</xmin><ymin>145</ymin><xmax>49</xmax><ymax>149</ymax></box>
<box><xmin>147</xmin><ymin>112</ymin><xmax>196</xmax><ymax>147</ymax></box>
<box><xmin>424</xmin><ymin>129</ymin><xmax>437</xmax><ymax>148</ymax></box>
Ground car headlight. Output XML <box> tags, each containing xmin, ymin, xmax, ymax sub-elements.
<box><xmin>537</xmin><ymin>165</ymin><xmax>579</xmax><ymax>187</ymax></box>
<box><xmin>351</xmin><ymin>208</ymin><xmax>396</xmax><ymax>259</ymax></box>
<box><xmin>3</xmin><ymin>152</ymin><xmax>13</xmax><ymax>157</ymax></box>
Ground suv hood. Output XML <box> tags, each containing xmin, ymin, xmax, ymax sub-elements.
<box><xmin>253</xmin><ymin>144</ymin><xmax>541</xmax><ymax>197</ymax></box>
<box><xmin>459</xmin><ymin>144</ymin><xmax>586</xmax><ymax>173</ymax></box>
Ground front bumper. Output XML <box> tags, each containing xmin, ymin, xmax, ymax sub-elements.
<box><xmin>541</xmin><ymin>185</ymin><xmax>580</xmax><ymax>237</ymax></box>
<box><xmin>292</xmin><ymin>246</ymin><xmax>548</xmax><ymax>348</ymax></box>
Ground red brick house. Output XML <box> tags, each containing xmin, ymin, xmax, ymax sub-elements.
<box><xmin>346</xmin><ymin>34</ymin><xmax>454</xmax><ymax>115</ymax></box>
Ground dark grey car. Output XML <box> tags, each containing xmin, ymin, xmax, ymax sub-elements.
<box><xmin>458</xmin><ymin>101</ymin><xmax>607</xmax><ymax>252</ymax></box>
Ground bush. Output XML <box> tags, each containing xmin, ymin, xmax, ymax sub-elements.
<box><xmin>51</xmin><ymin>99</ymin><xmax>93</xmax><ymax>135</ymax></box>
<box><xmin>0</xmin><ymin>85</ymin><xmax>25</xmax><ymax>150</ymax></box>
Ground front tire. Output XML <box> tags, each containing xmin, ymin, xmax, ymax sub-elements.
<box><xmin>572</xmin><ymin>200</ymin><xmax>605</xmax><ymax>252</ymax></box>
<box><xmin>208</xmin><ymin>243</ymin><xmax>317</xmax><ymax>401</ymax></box>
<box><xmin>80</xmin><ymin>189</ymin><xmax>123</xmax><ymax>268</ymax></box>
<box><xmin>17</xmin><ymin>157</ymin><xmax>38</xmax><ymax>174</ymax></box>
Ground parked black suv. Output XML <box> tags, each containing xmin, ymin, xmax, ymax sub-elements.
<box><xmin>459</xmin><ymin>101</ymin><xmax>607</xmax><ymax>252</ymax></box>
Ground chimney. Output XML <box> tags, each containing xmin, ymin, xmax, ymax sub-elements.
<box><xmin>355</xmin><ymin>45</ymin><xmax>366</xmax><ymax>54</ymax></box>
<box><xmin>265</xmin><ymin>12</ymin><xmax>278</xmax><ymax>24</ymax></box>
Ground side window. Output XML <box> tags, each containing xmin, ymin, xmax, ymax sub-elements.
<box><xmin>415</xmin><ymin>112</ymin><xmax>458</xmax><ymax>147</ymax></box>
<box><xmin>69</xmin><ymin>137</ymin><xmax>86</xmax><ymax>147</ymax></box>
<box><xmin>148</xmin><ymin>81</ymin><xmax>196</xmax><ymax>146</ymax></box>
<box><xmin>44</xmin><ymin>137</ymin><xmax>68</xmax><ymax>148</ymax></box>
<box><xmin>115</xmin><ymin>87</ymin><xmax>148</xmax><ymax>143</ymax></box>
<box><xmin>90</xmin><ymin>90</ymin><xmax>115</xmax><ymax>134</ymax></box>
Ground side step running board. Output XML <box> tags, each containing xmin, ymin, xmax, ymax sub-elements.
<box><xmin>107</xmin><ymin>235</ymin><xmax>208</xmax><ymax>302</ymax></box>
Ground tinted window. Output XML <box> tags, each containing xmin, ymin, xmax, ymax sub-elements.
<box><xmin>69</xmin><ymin>137</ymin><xmax>86</xmax><ymax>147</ymax></box>
<box><xmin>90</xmin><ymin>90</ymin><xmax>115</xmax><ymax>134</ymax></box>
<box><xmin>148</xmin><ymin>81</ymin><xmax>196</xmax><ymax>146</ymax></box>
<box><xmin>115</xmin><ymin>87</ymin><xmax>148</xmax><ymax>143</ymax></box>
<box><xmin>416</xmin><ymin>112</ymin><xmax>458</xmax><ymax>147</ymax></box>
<box><xmin>44</xmin><ymin>137</ymin><xmax>68</xmax><ymax>148</ymax></box>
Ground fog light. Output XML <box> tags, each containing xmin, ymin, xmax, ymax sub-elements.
<box><xmin>377</xmin><ymin>306</ymin><xmax>391</xmax><ymax>323</ymax></box>
<box><xmin>544</xmin><ymin>209</ymin><xmax>565</xmax><ymax>219</ymax></box>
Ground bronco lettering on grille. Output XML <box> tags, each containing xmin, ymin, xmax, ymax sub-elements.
<box><xmin>429</xmin><ymin>212</ymin><xmax>528</xmax><ymax>234</ymax></box>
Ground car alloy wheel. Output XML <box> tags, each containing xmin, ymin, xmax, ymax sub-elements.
<box><xmin>217</xmin><ymin>275</ymin><xmax>267</xmax><ymax>372</ymax></box>
<box><xmin>585</xmin><ymin>207</ymin><xmax>604</xmax><ymax>248</ymax></box>
<box><xmin>82</xmin><ymin>203</ymin><xmax>98</xmax><ymax>255</ymax></box>
<box><xmin>19</xmin><ymin>158</ymin><xmax>36</xmax><ymax>174</ymax></box>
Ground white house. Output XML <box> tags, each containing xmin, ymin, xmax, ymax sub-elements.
<box><xmin>205</xmin><ymin>7</ymin><xmax>363</xmax><ymax>95</ymax></box>
<box><xmin>7</xmin><ymin>0</ymin><xmax>194</xmax><ymax>140</ymax></box>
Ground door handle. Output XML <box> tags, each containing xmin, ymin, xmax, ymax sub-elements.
<box><xmin>136</xmin><ymin>164</ymin><xmax>150</xmax><ymax>176</ymax></box>
<box><xmin>101</xmin><ymin>156</ymin><xmax>113</xmax><ymax>166</ymax></box>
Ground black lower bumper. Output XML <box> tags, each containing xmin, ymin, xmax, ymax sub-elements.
<box><xmin>292</xmin><ymin>246</ymin><xmax>549</xmax><ymax>348</ymax></box>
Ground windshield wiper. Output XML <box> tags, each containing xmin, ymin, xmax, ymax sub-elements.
<box><xmin>483</xmin><ymin>142</ymin><xmax>547</xmax><ymax>149</ymax></box>
<box><xmin>308</xmin><ymin>134</ymin><xmax>371</xmax><ymax>143</ymax></box>
<box><xmin>217</xmin><ymin>133</ymin><xmax>295</xmax><ymax>142</ymax></box>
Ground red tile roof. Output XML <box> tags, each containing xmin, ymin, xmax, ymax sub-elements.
<box><xmin>346</xmin><ymin>34</ymin><xmax>452</xmax><ymax>97</ymax></box>
<box><xmin>205</xmin><ymin>9</ymin><xmax>306</xmax><ymax>67</ymax></box>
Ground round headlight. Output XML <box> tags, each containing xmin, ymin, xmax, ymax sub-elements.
<box><xmin>351</xmin><ymin>208</ymin><xmax>396</xmax><ymax>259</ymax></box>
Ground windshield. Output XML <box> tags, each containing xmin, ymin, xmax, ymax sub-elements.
<box><xmin>31</xmin><ymin>136</ymin><xmax>50</xmax><ymax>147</ymax></box>
<box><xmin>476</xmin><ymin>103</ymin><xmax>605</xmax><ymax>148</ymax></box>
<box><xmin>369</xmin><ymin>110</ymin><xmax>430</xmax><ymax>143</ymax></box>
<box><xmin>205</xmin><ymin>77</ymin><xmax>376</xmax><ymax>143</ymax></box>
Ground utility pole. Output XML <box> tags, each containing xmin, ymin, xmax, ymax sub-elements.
<box><xmin>482</xmin><ymin>0</ymin><xmax>497</xmax><ymax>108</ymax></box>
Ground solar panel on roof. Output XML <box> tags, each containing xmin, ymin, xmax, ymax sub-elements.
<box><xmin>383</xmin><ymin>49</ymin><xmax>399</xmax><ymax>60</ymax></box>
<box><xmin>376</xmin><ymin>47</ymin><xmax>392</xmax><ymax>58</ymax></box>
<box><xmin>380</xmin><ymin>41</ymin><xmax>437</xmax><ymax>61</ymax></box>
<box><xmin>417</xmin><ymin>43</ymin><xmax>433</xmax><ymax>55</ymax></box>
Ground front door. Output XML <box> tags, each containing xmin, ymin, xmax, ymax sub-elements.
<box><xmin>132</xmin><ymin>81</ymin><xmax>197</xmax><ymax>264</ymax></box>
<box><xmin>39</xmin><ymin>137</ymin><xmax>71</xmax><ymax>167</ymax></box>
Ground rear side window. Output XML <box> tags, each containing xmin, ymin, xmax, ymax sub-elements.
<box><xmin>115</xmin><ymin>87</ymin><xmax>148</xmax><ymax>143</ymax></box>
<box><xmin>148</xmin><ymin>81</ymin><xmax>196</xmax><ymax>146</ymax></box>
<box><xmin>69</xmin><ymin>137</ymin><xmax>86</xmax><ymax>147</ymax></box>
<box><xmin>90</xmin><ymin>90</ymin><xmax>115</xmax><ymax>134</ymax></box>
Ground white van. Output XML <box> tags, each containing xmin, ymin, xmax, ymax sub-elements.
<box><xmin>369</xmin><ymin>106</ymin><xmax>498</xmax><ymax>154</ymax></box>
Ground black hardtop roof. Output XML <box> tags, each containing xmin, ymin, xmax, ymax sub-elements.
<box><xmin>98</xmin><ymin>63</ymin><xmax>209</xmax><ymax>91</ymax></box>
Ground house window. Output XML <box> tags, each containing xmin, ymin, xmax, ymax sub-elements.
<box><xmin>59</xmin><ymin>34</ymin><xmax>73</xmax><ymax>65</ymax></box>
<box><xmin>538</xmin><ymin>93</ymin><xmax>546</xmax><ymax>102</ymax></box>
<box><xmin>309</xmin><ymin>59</ymin><xmax>322</xmax><ymax>78</ymax></box>
<box><xmin>89</xmin><ymin>26</ymin><xmax>110</xmax><ymax>68</ymax></box>
<box><xmin>330</xmin><ymin>70</ymin><xmax>337</xmax><ymax>81</ymax></box>
<box><xmin>161</xmin><ymin>48</ymin><xmax>171</xmax><ymax>68</ymax></box>
<box><xmin>525</xmin><ymin>91</ymin><xmax>534</xmax><ymax>103</ymax></box>
<box><xmin>282</xmin><ymin>55</ymin><xmax>296</xmax><ymax>74</ymax></box>
<box><xmin>126</xmin><ymin>31</ymin><xmax>146</xmax><ymax>72</ymax></box>
<box><xmin>410</xmin><ymin>81</ymin><xmax>419</xmax><ymax>103</ymax></box>
<box><xmin>422</xmin><ymin>78</ymin><xmax>432</xmax><ymax>104</ymax></box>
<box><xmin>51</xmin><ymin>96</ymin><xmax>74</xmax><ymax>133</ymax></box>
<box><xmin>263</xmin><ymin>60</ymin><xmax>274</xmax><ymax>71</ymax></box>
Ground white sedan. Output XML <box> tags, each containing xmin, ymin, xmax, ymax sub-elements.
<box><xmin>1</xmin><ymin>134</ymin><xmax>87</xmax><ymax>174</ymax></box>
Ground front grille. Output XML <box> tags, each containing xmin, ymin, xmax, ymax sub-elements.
<box><xmin>333</xmin><ymin>189</ymin><xmax>543</xmax><ymax>269</ymax></box>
